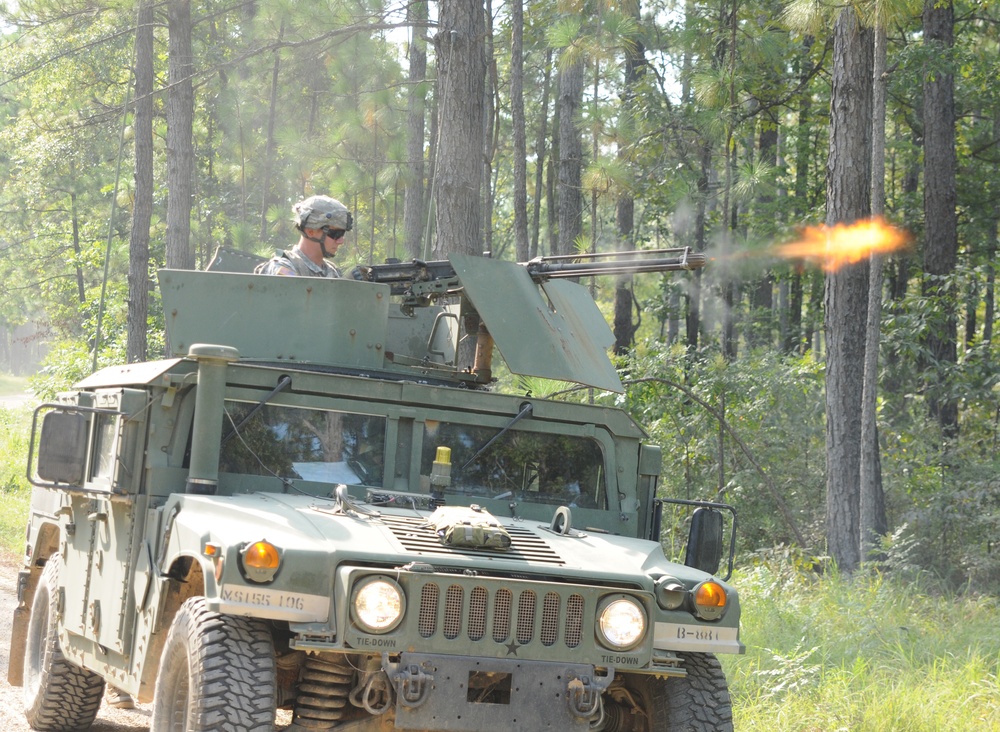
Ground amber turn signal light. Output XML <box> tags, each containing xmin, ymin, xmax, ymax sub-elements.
<box><xmin>692</xmin><ymin>580</ymin><xmax>727</xmax><ymax>621</ymax></box>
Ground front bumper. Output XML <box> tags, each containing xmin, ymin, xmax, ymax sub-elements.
<box><xmin>384</xmin><ymin>653</ymin><xmax>614</xmax><ymax>731</ymax></box>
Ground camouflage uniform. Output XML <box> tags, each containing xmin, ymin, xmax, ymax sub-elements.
<box><xmin>255</xmin><ymin>246</ymin><xmax>342</xmax><ymax>278</ymax></box>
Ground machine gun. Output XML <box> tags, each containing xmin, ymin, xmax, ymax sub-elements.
<box><xmin>350</xmin><ymin>247</ymin><xmax>707</xmax><ymax>306</ymax></box>
<box><xmin>347</xmin><ymin>247</ymin><xmax>708</xmax><ymax>389</ymax></box>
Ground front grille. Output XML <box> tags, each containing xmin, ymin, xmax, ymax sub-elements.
<box><xmin>541</xmin><ymin>592</ymin><xmax>560</xmax><ymax>646</ymax></box>
<box><xmin>418</xmin><ymin>583</ymin><xmax>439</xmax><ymax>637</ymax></box>
<box><xmin>444</xmin><ymin>585</ymin><xmax>463</xmax><ymax>639</ymax></box>
<box><xmin>418</xmin><ymin>581</ymin><xmax>584</xmax><ymax>650</ymax></box>
<box><xmin>493</xmin><ymin>589</ymin><xmax>511</xmax><ymax>642</ymax></box>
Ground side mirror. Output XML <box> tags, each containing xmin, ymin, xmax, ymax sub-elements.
<box><xmin>685</xmin><ymin>507</ymin><xmax>724</xmax><ymax>575</ymax></box>
<box><xmin>36</xmin><ymin>410</ymin><xmax>89</xmax><ymax>486</ymax></box>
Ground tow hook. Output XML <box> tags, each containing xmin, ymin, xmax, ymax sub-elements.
<box><xmin>386</xmin><ymin>658</ymin><xmax>435</xmax><ymax>708</ymax></box>
<box><xmin>567</xmin><ymin>670</ymin><xmax>615</xmax><ymax>719</ymax></box>
<box><xmin>351</xmin><ymin>671</ymin><xmax>393</xmax><ymax>716</ymax></box>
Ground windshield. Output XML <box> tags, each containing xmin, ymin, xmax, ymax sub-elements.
<box><xmin>421</xmin><ymin>420</ymin><xmax>607</xmax><ymax>509</ymax></box>
<box><xmin>219</xmin><ymin>403</ymin><xmax>386</xmax><ymax>485</ymax></box>
<box><xmin>216</xmin><ymin>403</ymin><xmax>607</xmax><ymax>509</ymax></box>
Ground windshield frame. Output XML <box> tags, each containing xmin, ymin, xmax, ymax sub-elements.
<box><xmin>213</xmin><ymin>387</ymin><xmax>620</xmax><ymax>515</ymax></box>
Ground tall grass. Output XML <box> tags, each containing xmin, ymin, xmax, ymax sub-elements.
<box><xmin>0</xmin><ymin>406</ymin><xmax>32</xmax><ymax>554</ymax></box>
<box><xmin>726</xmin><ymin>559</ymin><xmax>1000</xmax><ymax>731</ymax></box>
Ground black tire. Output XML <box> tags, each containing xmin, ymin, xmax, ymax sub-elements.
<box><xmin>23</xmin><ymin>554</ymin><xmax>105</xmax><ymax>732</ymax></box>
<box><xmin>606</xmin><ymin>653</ymin><xmax>733</xmax><ymax>731</ymax></box>
<box><xmin>151</xmin><ymin>596</ymin><xmax>277</xmax><ymax>732</ymax></box>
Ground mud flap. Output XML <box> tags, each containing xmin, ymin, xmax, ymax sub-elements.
<box><xmin>7</xmin><ymin>570</ymin><xmax>32</xmax><ymax>686</ymax></box>
<box><xmin>384</xmin><ymin>653</ymin><xmax>614</xmax><ymax>731</ymax></box>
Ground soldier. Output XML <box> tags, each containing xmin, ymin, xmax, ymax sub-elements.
<box><xmin>255</xmin><ymin>194</ymin><xmax>353</xmax><ymax>277</ymax></box>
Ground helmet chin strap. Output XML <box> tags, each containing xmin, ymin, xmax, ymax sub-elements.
<box><xmin>300</xmin><ymin>226</ymin><xmax>334</xmax><ymax>258</ymax></box>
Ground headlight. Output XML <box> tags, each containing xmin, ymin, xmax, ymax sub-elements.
<box><xmin>352</xmin><ymin>576</ymin><xmax>404</xmax><ymax>633</ymax></box>
<box><xmin>240</xmin><ymin>540</ymin><xmax>281</xmax><ymax>583</ymax></box>
<box><xmin>691</xmin><ymin>580</ymin><xmax>728</xmax><ymax>621</ymax></box>
<box><xmin>596</xmin><ymin>596</ymin><xmax>646</xmax><ymax>650</ymax></box>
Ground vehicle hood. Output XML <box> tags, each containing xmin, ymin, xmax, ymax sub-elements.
<box><xmin>168</xmin><ymin>492</ymin><xmax>681</xmax><ymax>589</ymax></box>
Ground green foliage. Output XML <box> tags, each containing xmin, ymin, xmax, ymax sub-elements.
<box><xmin>0</xmin><ymin>406</ymin><xmax>31</xmax><ymax>553</ymax></box>
<box><xmin>1</xmin><ymin>0</ymin><xmax>409</xmax><ymax>365</ymax></box>
<box><xmin>27</xmin><ymin>269</ymin><xmax>169</xmax><ymax>398</ymax></box>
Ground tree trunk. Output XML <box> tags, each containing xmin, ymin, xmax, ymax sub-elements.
<box><xmin>482</xmin><ymin>0</ymin><xmax>496</xmax><ymax>256</ymax></box>
<box><xmin>748</xmin><ymin>123</ymin><xmax>777</xmax><ymax>351</ymax></box>
<box><xmin>686</xmin><ymin>140</ymin><xmax>712</xmax><ymax>351</ymax></box>
<box><xmin>509</xmin><ymin>0</ymin><xmax>529</xmax><ymax>262</ymax></box>
<box><xmin>70</xmin><ymin>191</ymin><xmax>85</xmax><ymax>303</ymax></box>
<box><xmin>127</xmin><ymin>0</ymin><xmax>154</xmax><ymax>364</ymax></box>
<box><xmin>719</xmin><ymin>0</ymin><xmax>739</xmax><ymax>362</ymax></box>
<box><xmin>922</xmin><ymin>0</ymin><xmax>959</xmax><ymax>436</ymax></box>
<box><xmin>426</xmin><ymin>86</ymin><xmax>439</xmax><ymax>251</ymax></box>
<box><xmin>824</xmin><ymin>7</ymin><xmax>873</xmax><ymax>573</ymax></box>
<box><xmin>166</xmin><ymin>0</ymin><xmax>195</xmax><ymax>270</ymax></box>
<box><xmin>432</xmin><ymin>0</ymin><xmax>486</xmax><ymax>259</ymax></box>
<box><xmin>804</xmin><ymin>269</ymin><xmax>823</xmax><ymax>354</ymax></box>
<box><xmin>403</xmin><ymin>2</ymin><xmax>428</xmax><ymax>260</ymax></box>
<box><xmin>556</xmin><ymin>58</ymin><xmax>584</xmax><ymax>257</ymax></box>
<box><xmin>613</xmin><ymin>1</ymin><xmax>645</xmax><ymax>355</ymax></box>
<box><xmin>722</xmin><ymin>280</ymin><xmax>738</xmax><ymax>361</ymax></box>
<box><xmin>258</xmin><ymin>22</ymin><xmax>283</xmax><ymax>245</ymax></box>
<box><xmin>786</xmin><ymin>36</ymin><xmax>814</xmax><ymax>354</ymax></box>
<box><xmin>546</xmin><ymin>73</ymin><xmax>559</xmax><ymax>257</ymax></box>
<box><xmin>860</xmin><ymin>25</ymin><xmax>889</xmax><ymax>560</ymax></box>
<box><xmin>433</xmin><ymin>0</ymin><xmax>486</xmax><ymax>370</ymax></box>
<box><xmin>530</xmin><ymin>49</ymin><xmax>553</xmax><ymax>260</ymax></box>
<box><xmin>985</xmin><ymin>110</ymin><xmax>998</xmax><ymax>343</ymax></box>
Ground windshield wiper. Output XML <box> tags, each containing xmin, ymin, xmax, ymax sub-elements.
<box><xmin>220</xmin><ymin>375</ymin><xmax>292</xmax><ymax>446</ymax></box>
<box><xmin>460</xmin><ymin>402</ymin><xmax>533</xmax><ymax>472</ymax></box>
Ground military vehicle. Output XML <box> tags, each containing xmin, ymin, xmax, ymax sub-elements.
<box><xmin>9</xmin><ymin>248</ymin><xmax>741</xmax><ymax>732</ymax></box>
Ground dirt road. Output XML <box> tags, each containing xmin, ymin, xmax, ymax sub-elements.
<box><xmin>0</xmin><ymin>392</ymin><xmax>34</xmax><ymax>410</ymax></box>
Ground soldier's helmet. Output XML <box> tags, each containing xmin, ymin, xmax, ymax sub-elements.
<box><xmin>293</xmin><ymin>195</ymin><xmax>353</xmax><ymax>232</ymax></box>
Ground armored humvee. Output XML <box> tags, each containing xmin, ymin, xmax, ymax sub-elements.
<box><xmin>10</xmin><ymin>249</ymin><xmax>741</xmax><ymax>731</ymax></box>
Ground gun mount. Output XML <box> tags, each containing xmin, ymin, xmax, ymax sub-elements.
<box><xmin>199</xmin><ymin>247</ymin><xmax>706</xmax><ymax>393</ymax></box>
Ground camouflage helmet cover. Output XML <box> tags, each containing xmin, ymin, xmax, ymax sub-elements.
<box><xmin>293</xmin><ymin>195</ymin><xmax>353</xmax><ymax>232</ymax></box>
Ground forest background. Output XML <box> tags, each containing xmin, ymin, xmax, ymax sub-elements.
<box><xmin>0</xmin><ymin>0</ymin><xmax>999</xmax><ymax>725</ymax></box>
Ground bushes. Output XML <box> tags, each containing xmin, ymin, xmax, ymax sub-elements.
<box><xmin>619</xmin><ymin>347</ymin><xmax>827</xmax><ymax>552</ymax></box>
<box><xmin>0</xmin><ymin>405</ymin><xmax>31</xmax><ymax>553</ymax></box>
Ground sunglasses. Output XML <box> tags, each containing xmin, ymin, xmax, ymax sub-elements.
<box><xmin>323</xmin><ymin>229</ymin><xmax>346</xmax><ymax>240</ymax></box>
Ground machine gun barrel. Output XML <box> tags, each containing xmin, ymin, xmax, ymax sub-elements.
<box><xmin>522</xmin><ymin>248</ymin><xmax>706</xmax><ymax>279</ymax></box>
<box><xmin>353</xmin><ymin>247</ymin><xmax>705</xmax><ymax>296</ymax></box>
